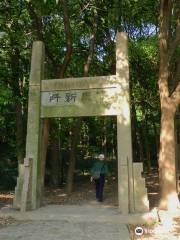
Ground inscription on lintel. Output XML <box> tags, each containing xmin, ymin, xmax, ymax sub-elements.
<box><xmin>41</xmin><ymin>88</ymin><xmax>117</xmax><ymax>107</ymax></box>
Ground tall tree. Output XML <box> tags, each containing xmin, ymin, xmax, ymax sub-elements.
<box><xmin>158</xmin><ymin>0</ymin><xmax>180</xmax><ymax>210</ymax></box>
<box><xmin>66</xmin><ymin>2</ymin><xmax>98</xmax><ymax>194</ymax></box>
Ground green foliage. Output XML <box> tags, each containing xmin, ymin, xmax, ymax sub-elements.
<box><xmin>0</xmin><ymin>0</ymin><xmax>163</xmax><ymax>188</ymax></box>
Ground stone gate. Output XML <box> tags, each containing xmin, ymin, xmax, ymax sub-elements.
<box><xmin>13</xmin><ymin>32</ymin><xmax>149</xmax><ymax>214</ymax></box>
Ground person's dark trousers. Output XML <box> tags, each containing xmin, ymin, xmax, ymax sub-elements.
<box><xmin>95</xmin><ymin>174</ymin><xmax>105</xmax><ymax>202</ymax></box>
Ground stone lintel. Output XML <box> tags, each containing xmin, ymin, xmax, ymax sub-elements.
<box><xmin>41</xmin><ymin>75</ymin><xmax>128</xmax><ymax>92</ymax></box>
<box><xmin>40</xmin><ymin>85</ymin><xmax>127</xmax><ymax>118</ymax></box>
<box><xmin>41</xmin><ymin>106</ymin><xmax>118</xmax><ymax>118</ymax></box>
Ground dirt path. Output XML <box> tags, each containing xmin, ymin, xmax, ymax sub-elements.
<box><xmin>0</xmin><ymin>171</ymin><xmax>179</xmax><ymax>239</ymax></box>
<box><xmin>0</xmin><ymin>204</ymin><xmax>130</xmax><ymax>240</ymax></box>
<box><xmin>0</xmin><ymin>204</ymin><xmax>180</xmax><ymax>240</ymax></box>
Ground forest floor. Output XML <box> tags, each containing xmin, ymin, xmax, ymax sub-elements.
<box><xmin>0</xmin><ymin>170</ymin><xmax>180</xmax><ymax>239</ymax></box>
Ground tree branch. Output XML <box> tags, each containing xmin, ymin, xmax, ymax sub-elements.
<box><xmin>58</xmin><ymin>0</ymin><xmax>73</xmax><ymax>78</ymax></box>
<box><xmin>159</xmin><ymin>0</ymin><xmax>172</xmax><ymax>54</ymax></box>
<box><xmin>174</xmin><ymin>56</ymin><xmax>180</xmax><ymax>84</ymax></box>
<box><xmin>158</xmin><ymin>0</ymin><xmax>173</xmax><ymax>99</ymax></box>
<box><xmin>27</xmin><ymin>2</ymin><xmax>43</xmax><ymax>41</ymax></box>
<box><xmin>83</xmin><ymin>28</ymin><xmax>97</xmax><ymax>77</ymax></box>
<box><xmin>26</xmin><ymin>2</ymin><xmax>57</xmax><ymax>68</ymax></box>
<box><xmin>168</xmin><ymin>7</ymin><xmax>180</xmax><ymax>61</ymax></box>
<box><xmin>83</xmin><ymin>8</ymin><xmax>98</xmax><ymax>77</ymax></box>
<box><xmin>170</xmin><ymin>57</ymin><xmax>180</xmax><ymax>106</ymax></box>
<box><xmin>171</xmin><ymin>81</ymin><xmax>180</xmax><ymax>106</ymax></box>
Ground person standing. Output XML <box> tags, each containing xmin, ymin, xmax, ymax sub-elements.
<box><xmin>90</xmin><ymin>154</ymin><xmax>108</xmax><ymax>202</ymax></box>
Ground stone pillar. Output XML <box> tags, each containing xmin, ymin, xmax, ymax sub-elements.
<box><xmin>116</xmin><ymin>32</ymin><xmax>135</xmax><ymax>213</ymax></box>
<box><xmin>25</xmin><ymin>41</ymin><xmax>45</xmax><ymax>209</ymax></box>
<box><xmin>13</xmin><ymin>42</ymin><xmax>44</xmax><ymax>210</ymax></box>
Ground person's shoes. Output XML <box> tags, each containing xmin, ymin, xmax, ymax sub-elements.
<box><xmin>90</xmin><ymin>200</ymin><xmax>98</xmax><ymax>204</ymax></box>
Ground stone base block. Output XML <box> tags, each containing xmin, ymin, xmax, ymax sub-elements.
<box><xmin>13</xmin><ymin>164</ymin><xmax>24</xmax><ymax>209</ymax></box>
<box><xmin>118</xmin><ymin>166</ymin><xmax>129</xmax><ymax>214</ymax></box>
<box><xmin>133</xmin><ymin>163</ymin><xmax>149</xmax><ymax>213</ymax></box>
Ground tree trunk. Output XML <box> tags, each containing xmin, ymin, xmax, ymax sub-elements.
<box><xmin>152</xmin><ymin>118</ymin><xmax>159</xmax><ymax>164</ymax></box>
<box><xmin>51</xmin><ymin>139</ymin><xmax>60</xmax><ymax>187</ymax></box>
<box><xmin>102</xmin><ymin>118</ymin><xmax>107</xmax><ymax>156</ymax></box>
<box><xmin>159</xmin><ymin>101</ymin><xmax>179</xmax><ymax>209</ymax></box>
<box><xmin>140</xmin><ymin>125</ymin><xmax>148</xmax><ymax>171</ymax></box>
<box><xmin>112</xmin><ymin>118</ymin><xmax>116</xmax><ymax>159</ymax></box>
<box><xmin>158</xmin><ymin>0</ymin><xmax>180</xmax><ymax>210</ymax></box>
<box><xmin>39</xmin><ymin>119</ymin><xmax>49</xmax><ymax>203</ymax></box>
<box><xmin>131</xmin><ymin>95</ymin><xmax>139</xmax><ymax>162</ymax></box>
<box><xmin>16</xmin><ymin>103</ymin><xmax>25</xmax><ymax>164</ymax></box>
<box><xmin>144</xmin><ymin>114</ymin><xmax>151</xmax><ymax>172</ymax></box>
<box><xmin>138</xmin><ymin>130</ymin><xmax>145</xmax><ymax>165</ymax></box>
<box><xmin>66</xmin><ymin>119</ymin><xmax>81</xmax><ymax>194</ymax></box>
<box><xmin>66</xmin><ymin>13</ymin><xmax>97</xmax><ymax>193</ymax></box>
<box><xmin>174</xmin><ymin>110</ymin><xmax>180</xmax><ymax>193</ymax></box>
<box><xmin>58</xmin><ymin>136</ymin><xmax>64</xmax><ymax>185</ymax></box>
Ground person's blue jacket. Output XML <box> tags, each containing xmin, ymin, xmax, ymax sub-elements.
<box><xmin>91</xmin><ymin>160</ymin><xmax>108</xmax><ymax>176</ymax></box>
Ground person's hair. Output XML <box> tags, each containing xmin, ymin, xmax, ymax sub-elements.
<box><xmin>99</xmin><ymin>154</ymin><xmax>105</xmax><ymax>159</ymax></box>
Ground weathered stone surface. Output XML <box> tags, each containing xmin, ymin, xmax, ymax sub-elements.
<box><xmin>116</xmin><ymin>32</ymin><xmax>134</xmax><ymax>214</ymax></box>
<box><xmin>41</xmin><ymin>77</ymin><xmax>129</xmax><ymax>118</ymax></box>
<box><xmin>14</xmin><ymin>32</ymin><xmax>149</xmax><ymax>214</ymax></box>
<box><xmin>26</xmin><ymin>42</ymin><xmax>45</xmax><ymax>210</ymax></box>
<box><xmin>27</xmin><ymin>41</ymin><xmax>45</xmax><ymax>210</ymax></box>
<box><xmin>0</xmin><ymin>205</ymin><xmax>131</xmax><ymax>240</ymax></box>
<box><xmin>118</xmin><ymin>166</ymin><xmax>129</xmax><ymax>214</ymax></box>
<box><xmin>133</xmin><ymin>163</ymin><xmax>149</xmax><ymax>212</ymax></box>
<box><xmin>116</xmin><ymin>32</ymin><xmax>129</xmax><ymax>82</ymax></box>
<box><xmin>13</xmin><ymin>41</ymin><xmax>45</xmax><ymax>211</ymax></box>
<box><xmin>21</xmin><ymin>158</ymin><xmax>33</xmax><ymax>212</ymax></box>
<box><xmin>41</xmin><ymin>75</ymin><xmax>117</xmax><ymax>91</ymax></box>
<box><xmin>41</xmin><ymin>87</ymin><xmax>120</xmax><ymax>117</ymax></box>
<box><xmin>13</xmin><ymin>164</ymin><xmax>24</xmax><ymax>208</ymax></box>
